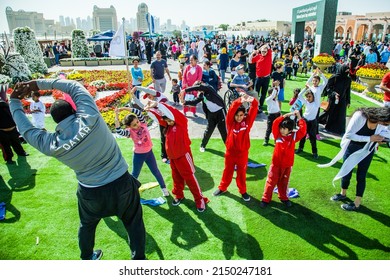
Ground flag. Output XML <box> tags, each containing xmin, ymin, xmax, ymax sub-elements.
<box><xmin>151</xmin><ymin>15</ymin><xmax>155</xmax><ymax>34</ymax></box>
<box><xmin>109</xmin><ymin>23</ymin><xmax>126</xmax><ymax>57</ymax></box>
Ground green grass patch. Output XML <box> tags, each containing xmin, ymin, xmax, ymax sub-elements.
<box><xmin>1</xmin><ymin>136</ymin><xmax>389</xmax><ymax>260</ymax></box>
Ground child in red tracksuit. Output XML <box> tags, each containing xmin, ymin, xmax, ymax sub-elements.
<box><xmin>148</xmin><ymin>102</ymin><xmax>209</xmax><ymax>212</ymax></box>
<box><xmin>260</xmin><ymin>110</ymin><xmax>306</xmax><ymax>208</ymax></box>
<box><xmin>213</xmin><ymin>94</ymin><xmax>259</xmax><ymax>201</ymax></box>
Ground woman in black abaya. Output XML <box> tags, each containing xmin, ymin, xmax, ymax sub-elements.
<box><xmin>324</xmin><ymin>64</ymin><xmax>351</xmax><ymax>135</ymax></box>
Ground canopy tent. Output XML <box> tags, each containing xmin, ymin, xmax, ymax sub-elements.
<box><xmin>139</xmin><ymin>32</ymin><xmax>162</xmax><ymax>38</ymax></box>
<box><xmin>87</xmin><ymin>30</ymin><xmax>132</xmax><ymax>41</ymax></box>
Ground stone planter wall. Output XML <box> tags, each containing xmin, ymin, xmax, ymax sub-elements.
<box><xmin>73</xmin><ymin>60</ymin><xmax>86</xmax><ymax>66</ymax></box>
<box><xmin>111</xmin><ymin>59</ymin><xmax>124</xmax><ymax>65</ymax></box>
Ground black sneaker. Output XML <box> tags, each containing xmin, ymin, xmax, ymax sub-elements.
<box><xmin>341</xmin><ymin>202</ymin><xmax>359</xmax><ymax>211</ymax></box>
<box><xmin>6</xmin><ymin>160</ymin><xmax>15</xmax><ymax>165</ymax></box>
<box><xmin>213</xmin><ymin>189</ymin><xmax>226</xmax><ymax>196</ymax></box>
<box><xmin>172</xmin><ymin>197</ymin><xmax>184</xmax><ymax>206</ymax></box>
<box><xmin>260</xmin><ymin>201</ymin><xmax>268</xmax><ymax>208</ymax></box>
<box><xmin>242</xmin><ymin>192</ymin><xmax>250</xmax><ymax>202</ymax></box>
<box><xmin>330</xmin><ymin>194</ymin><xmax>346</xmax><ymax>201</ymax></box>
<box><xmin>295</xmin><ymin>148</ymin><xmax>303</xmax><ymax>154</ymax></box>
<box><xmin>282</xmin><ymin>200</ymin><xmax>292</xmax><ymax>208</ymax></box>
<box><xmin>312</xmin><ymin>153</ymin><xmax>319</xmax><ymax>159</ymax></box>
<box><xmin>197</xmin><ymin>207</ymin><xmax>205</xmax><ymax>213</ymax></box>
<box><xmin>91</xmin><ymin>249</ymin><xmax>103</xmax><ymax>260</ymax></box>
<box><xmin>263</xmin><ymin>141</ymin><xmax>269</xmax><ymax>146</ymax></box>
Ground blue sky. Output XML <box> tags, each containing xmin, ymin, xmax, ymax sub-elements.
<box><xmin>1</xmin><ymin>0</ymin><xmax>389</xmax><ymax>32</ymax></box>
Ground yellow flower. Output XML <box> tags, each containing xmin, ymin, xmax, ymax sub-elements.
<box><xmin>312</xmin><ymin>53</ymin><xmax>335</xmax><ymax>64</ymax></box>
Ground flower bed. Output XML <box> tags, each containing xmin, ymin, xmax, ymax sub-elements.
<box><xmin>312</xmin><ymin>53</ymin><xmax>336</xmax><ymax>64</ymax></box>
<box><xmin>7</xmin><ymin>70</ymin><xmax>152</xmax><ymax>127</ymax></box>
<box><xmin>351</xmin><ymin>81</ymin><xmax>366</xmax><ymax>93</ymax></box>
<box><xmin>356</xmin><ymin>63</ymin><xmax>389</xmax><ymax>79</ymax></box>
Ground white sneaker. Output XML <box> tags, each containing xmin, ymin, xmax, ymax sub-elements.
<box><xmin>199</xmin><ymin>147</ymin><xmax>205</xmax><ymax>153</ymax></box>
<box><xmin>162</xmin><ymin>188</ymin><xmax>170</xmax><ymax>197</ymax></box>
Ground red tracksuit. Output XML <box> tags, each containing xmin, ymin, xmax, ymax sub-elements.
<box><xmin>262</xmin><ymin>116</ymin><xmax>306</xmax><ymax>203</ymax></box>
<box><xmin>217</xmin><ymin>98</ymin><xmax>259</xmax><ymax>194</ymax></box>
<box><xmin>152</xmin><ymin>103</ymin><xmax>208</xmax><ymax>209</ymax></box>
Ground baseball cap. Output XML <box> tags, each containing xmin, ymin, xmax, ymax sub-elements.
<box><xmin>236</xmin><ymin>65</ymin><xmax>244</xmax><ymax>71</ymax></box>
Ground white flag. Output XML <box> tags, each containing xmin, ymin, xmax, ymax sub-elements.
<box><xmin>109</xmin><ymin>23</ymin><xmax>126</xmax><ymax>57</ymax></box>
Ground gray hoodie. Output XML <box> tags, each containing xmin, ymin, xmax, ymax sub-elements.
<box><xmin>10</xmin><ymin>79</ymin><xmax>128</xmax><ymax>187</ymax></box>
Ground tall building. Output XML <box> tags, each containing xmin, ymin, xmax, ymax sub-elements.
<box><xmin>136</xmin><ymin>3</ymin><xmax>149</xmax><ymax>32</ymax></box>
<box><xmin>129</xmin><ymin>18</ymin><xmax>137</xmax><ymax>32</ymax></box>
<box><xmin>5</xmin><ymin>7</ymin><xmax>47</xmax><ymax>35</ymax></box>
<box><xmin>59</xmin><ymin>15</ymin><xmax>65</xmax><ymax>26</ymax></box>
<box><xmin>92</xmin><ymin>5</ymin><xmax>118</xmax><ymax>32</ymax></box>
<box><xmin>65</xmin><ymin>17</ymin><xmax>71</xmax><ymax>26</ymax></box>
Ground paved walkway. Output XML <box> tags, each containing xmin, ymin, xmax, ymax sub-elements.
<box><xmin>48</xmin><ymin>59</ymin><xmax>380</xmax><ymax>141</ymax></box>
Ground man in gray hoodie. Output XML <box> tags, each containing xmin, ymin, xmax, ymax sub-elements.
<box><xmin>10</xmin><ymin>79</ymin><xmax>145</xmax><ymax>260</ymax></box>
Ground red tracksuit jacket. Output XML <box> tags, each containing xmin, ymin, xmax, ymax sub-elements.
<box><xmin>225</xmin><ymin>98</ymin><xmax>259</xmax><ymax>154</ymax></box>
<box><xmin>152</xmin><ymin>103</ymin><xmax>191</xmax><ymax>160</ymax></box>
<box><xmin>271</xmin><ymin>116</ymin><xmax>307</xmax><ymax>168</ymax></box>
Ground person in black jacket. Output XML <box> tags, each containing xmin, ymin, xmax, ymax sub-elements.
<box><xmin>183</xmin><ymin>82</ymin><xmax>227</xmax><ymax>152</ymax></box>
<box><xmin>0</xmin><ymin>99</ymin><xmax>28</xmax><ymax>164</ymax></box>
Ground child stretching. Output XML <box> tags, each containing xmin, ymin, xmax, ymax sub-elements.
<box><xmin>295</xmin><ymin>87</ymin><xmax>321</xmax><ymax>159</ymax></box>
<box><xmin>114</xmin><ymin>107</ymin><xmax>169</xmax><ymax>197</ymax></box>
<box><xmin>289</xmin><ymin>88</ymin><xmax>303</xmax><ymax>127</ymax></box>
<box><xmin>213</xmin><ymin>94</ymin><xmax>259</xmax><ymax>202</ymax></box>
<box><xmin>148</xmin><ymin>102</ymin><xmax>209</xmax><ymax>212</ymax></box>
<box><xmin>263</xmin><ymin>84</ymin><xmax>281</xmax><ymax>146</ymax></box>
<box><xmin>260</xmin><ymin>110</ymin><xmax>306</xmax><ymax>208</ymax></box>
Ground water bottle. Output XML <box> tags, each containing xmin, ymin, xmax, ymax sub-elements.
<box><xmin>335</xmin><ymin>95</ymin><xmax>339</xmax><ymax>105</ymax></box>
<box><xmin>290</xmin><ymin>99</ymin><xmax>302</xmax><ymax>119</ymax></box>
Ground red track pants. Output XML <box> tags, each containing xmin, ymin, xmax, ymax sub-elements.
<box><xmin>218</xmin><ymin>151</ymin><xmax>248</xmax><ymax>194</ymax></box>
<box><xmin>170</xmin><ymin>152</ymin><xmax>208</xmax><ymax>209</ymax></box>
<box><xmin>262</xmin><ymin>164</ymin><xmax>291</xmax><ymax>202</ymax></box>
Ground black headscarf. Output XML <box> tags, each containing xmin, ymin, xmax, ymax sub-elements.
<box><xmin>334</xmin><ymin>63</ymin><xmax>349</xmax><ymax>79</ymax></box>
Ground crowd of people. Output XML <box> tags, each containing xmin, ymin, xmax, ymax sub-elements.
<box><xmin>1</xmin><ymin>33</ymin><xmax>390</xmax><ymax>260</ymax></box>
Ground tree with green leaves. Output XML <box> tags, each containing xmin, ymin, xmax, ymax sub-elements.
<box><xmin>172</xmin><ymin>30</ymin><xmax>182</xmax><ymax>38</ymax></box>
<box><xmin>71</xmin><ymin>29</ymin><xmax>89</xmax><ymax>58</ymax></box>
<box><xmin>269</xmin><ymin>29</ymin><xmax>279</xmax><ymax>38</ymax></box>
<box><xmin>218</xmin><ymin>24</ymin><xmax>229</xmax><ymax>31</ymax></box>
<box><xmin>13</xmin><ymin>26</ymin><xmax>48</xmax><ymax>74</ymax></box>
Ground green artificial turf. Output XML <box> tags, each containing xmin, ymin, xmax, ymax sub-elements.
<box><xmin>1</xmin><ymin>136</ymin><xmax>389</xmax><ymax>260</ymax></box>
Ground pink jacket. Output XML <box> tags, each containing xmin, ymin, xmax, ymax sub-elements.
<box><xmin>182</xmin><ymin>64</ymin><xmax>203</xmax><ymax>89</ymax></box>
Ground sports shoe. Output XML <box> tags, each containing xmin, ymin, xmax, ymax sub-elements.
<box><xmin>295</xmin><ymin>148</ymin><xmax>303</xmax><ymax>154</ymax></box>
<box><xmin>193</xmin><ymin>113</ymin><xmax>198</xmax><ymax>118</ymax></box>
<box><xmin>197</xmin><ymin>207</ymin><xmax>205</xmax><ymax>213</ymax></box>
<box><xmin>199</xmin><ymin>147</ymin><xmax>205</xmax><ymax>153</ymax></box>
<box><xmin>260</xmin><ymin>201</ymin><xmax>269</xmax><ymax>208</ymax></box>
<box><xmin>161</xmin><ymin>188</ymin><xmax>170</xmax><ymax>197</ymax></box>
<box><xmin>312</xmin><ymin>153</ymin><xmax>319</xmax><ymax>159</ymax></box>
<box><xmin>213</xmin><ymin>189</ymin><xmax>226</xmax><ymax>196</ymax></box>
<box><xmin>242</xmin><ymin>192</ymin><xmax>250</xmax><ymax>202</ymax></box>
<box><xmin>330</xmin><ymin>193</ymin><xmax>346</xmax><ymax>201</ymax></box>
<box><xmin>263</xmin><ymin>141</ymin><xmax>269</xmax><ymax>146</ymax></box>
<box><xmin>6</xmin><ymin>160</ymin><xmax>15</xmax><ymax>165</ymax></box>
<box><xmin>341</xmin><ymin>202</ymin><xmax>359</xmax><ymax>211</ymax></box>
<box><xmin>172</xmin><ymin>197</ymin><xmax>184</xmax><ymax>206</ymax></box>
<box><xmin>91</xmin><ymin>249</ymin><xmax>103</xmax><ymax>260</ymax></box>
<box><xmin>316</xmin><ymin>134</ymin><xmax>322</xmax><ymax>140</ymax></box>
<box><xmin>282</xmin><ymin>200</ymin><xmax>292</xmax><ymax>208</ymax></box>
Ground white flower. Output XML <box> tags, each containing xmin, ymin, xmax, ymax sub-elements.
<box><xmin>0</xmin><ymin>74</ymin><xmax>12</xmax><ymax>84</ymax></box>
<box><xmin>72</xmin><ymin>29</ymin><xmax>89</xmax><ymax>58</ymax></box>
<box><xmin>13</xmin><ymin>27</ymin><xmax>48</xmax><ymax>74</ymax></box>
